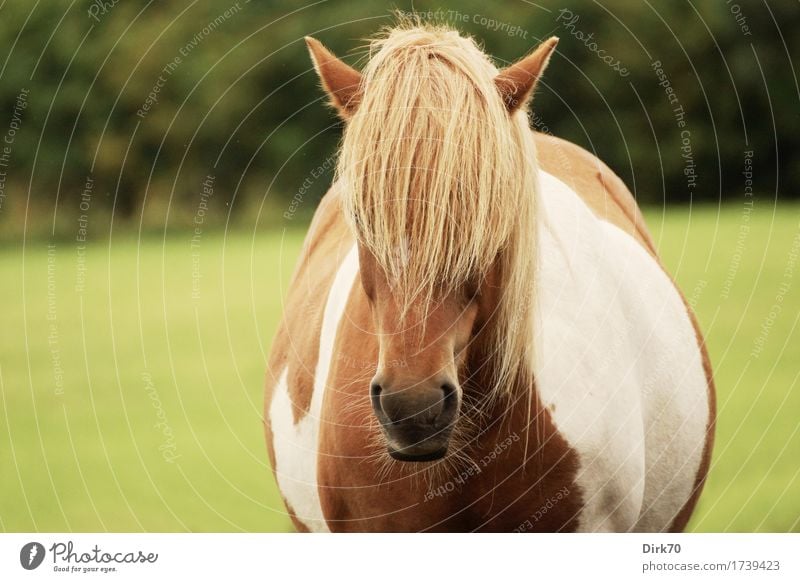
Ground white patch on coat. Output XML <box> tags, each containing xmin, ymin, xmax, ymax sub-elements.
<box><xmin>534</xmin><ymin>170</ymin><xmax>709</xmax><ymax>532</ymax></box>
<box><xmin>269</xmin><ymin>245</ymin><xmax>359</xmax><ymax>532</ymax></box>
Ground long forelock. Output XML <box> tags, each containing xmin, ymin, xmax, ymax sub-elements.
<box><xmin>337</xmin><ymin>21</ymin><xmax>540</xmax><ymax>399</ymax></box>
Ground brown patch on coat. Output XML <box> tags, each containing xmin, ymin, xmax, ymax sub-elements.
<box><xmin>316</xmin><ymin>276</ymin><xmax>583</xmax><ymax>531</ymax></box>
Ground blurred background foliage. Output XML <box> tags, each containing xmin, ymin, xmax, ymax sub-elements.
<box><xmin>0</xmin><ymin>0</ymin><xmax>796</xmax><ymax>238</ymax></box>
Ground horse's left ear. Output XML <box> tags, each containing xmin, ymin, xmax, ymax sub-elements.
<box><xmin>494</xmin><ymin>36</ymin><xmax>559</xmax><ymax>114</ymax></box>
<box><xmin>305</xmin><ymin>36</ymin><xmax>363</xmax><ymax>119</ymax></box>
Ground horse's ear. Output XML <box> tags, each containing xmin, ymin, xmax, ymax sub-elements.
<box><xmin>494</xmin><ymin>36</ymin><xmax>558</xmax><ymax>114</ymax></box>
<box><xmin>305</xmin><ymin>36</ymin><xmax>362</xmax><ymax>119</ymax></box>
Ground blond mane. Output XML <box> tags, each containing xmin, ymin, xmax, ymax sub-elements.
<box><xmin>336</xmin><ymin>21</ymin><xmax>540</xmax><ymax>399</ymax></box>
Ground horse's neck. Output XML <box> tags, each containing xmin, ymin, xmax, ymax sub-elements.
<box><xmin>465</xmin><ymin>327</ymin><xmax>534</xmax><ymax>404</ymax></box>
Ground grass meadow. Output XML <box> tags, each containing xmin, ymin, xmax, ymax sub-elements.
<box><xmin>1</xmin><ymin>202</ymin><xmax>798</xmax><ymax>532</ymax></box>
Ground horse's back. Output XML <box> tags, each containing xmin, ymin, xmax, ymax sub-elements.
<box><xmin>535</xmin><ymin>132</ymin><xmax>657</xmax><ymax>255</ymax></box>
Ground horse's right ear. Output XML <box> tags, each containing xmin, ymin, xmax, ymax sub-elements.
<box><xmin>305</xmin><ymin>36</ymin><xmax>363</xmax><ymax>119</ymax></box>
<box><xmin>494</xmin><ymin>37</ymin><xmax>558</xmax><ymax>114</ymax></box>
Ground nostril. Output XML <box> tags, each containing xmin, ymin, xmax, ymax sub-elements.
<box><xmin>370</xmin><ymin>382</ymin><xmax>383</xmax><ymax>411</ymax></box>
<box><xmin>440</xmin><ymin>382</ymin><xmax>458</xmax><ymax>416</ymax></box>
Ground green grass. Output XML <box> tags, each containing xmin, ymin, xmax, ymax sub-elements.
<box><xmin>644</xmin><ymin>202</ymin><xmax>800</xmax><ymax>532</ymax></box>
<box><xmin>1</xmin><ymin>202</ymin><xmax>798</xmax><ymax>532</ymax></box>
<box><xmin>0</xmin><ymin>228</ymin><xmax>304</xmax><ymax>532</ymax></box>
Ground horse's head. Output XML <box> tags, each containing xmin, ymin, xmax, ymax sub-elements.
<box><xmin>306</xmin><ymin>25</ymin><xmax>556</xmax><ymax>461</ymax></box>
<box><xmin>357</xmin><ymin>244</ymin><xmax>490</xmax><ymax>461</ymax></box>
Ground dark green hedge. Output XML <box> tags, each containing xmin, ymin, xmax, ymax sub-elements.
<box><xmin>0</xmin><ymin>0</ymin><xmax>795</xmax><ymax>234</ymax></box>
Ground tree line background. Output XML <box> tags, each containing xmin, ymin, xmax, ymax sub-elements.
<box><xmin>0</xmin><ymin>0</ymin><xmax>796</xmax><ymax>238</ymax></box>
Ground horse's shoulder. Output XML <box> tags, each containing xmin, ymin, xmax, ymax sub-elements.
<box><xmin>534</xmin><ymin>132</ymin><xmax>658</xmax><ymax>257</ymax></box>
<box><xmin>266</xmin><ymin>186</ymin><xmax>353</xmax><ymax>421</ymax></box>
<box><xmin>300</xmin><ymin>187</ymin><xmax>348</xmax><ymax>257</ymax></box>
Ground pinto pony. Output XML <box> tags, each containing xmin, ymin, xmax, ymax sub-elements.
<box><xmin>265</xmin><ymin>22</ymin><xmax>715</xmax><ymax>532</ymax></box>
